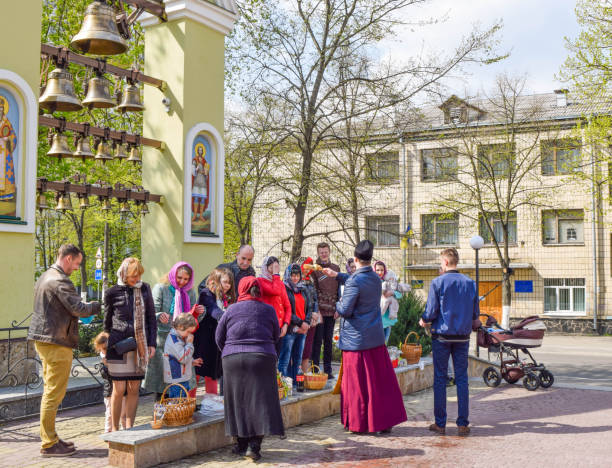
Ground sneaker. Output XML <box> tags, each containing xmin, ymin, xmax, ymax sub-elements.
<box><xmin>40</xmin><ymin>442</ymin><xmax>76</xmax><ymax>457</ymax></box>
<box><xmin>59</xmin><ymin>439</ymin><xmax>75</xmax><ymax>449</ymax></box>
<box><xmin>458</xmin><ymin>426</ymin><xmax>471</xmax><ymax>437</ymax></box>
<box><xmin>245</xmin><ymin>447</ymin><xmax>261</xmax><ymax>461</ymax></box>
<box><xmin>428</xmin><ymin>423</ymin><xmax>446</xmax><ymax>435</ymax></box>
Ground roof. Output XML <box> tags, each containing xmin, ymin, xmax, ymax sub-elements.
<box><xmin>204</xmin><ymin>0</ymin><xmax>238</xmax><ymax>15</ymax></box>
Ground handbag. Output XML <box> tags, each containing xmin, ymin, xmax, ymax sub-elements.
<box><xmin>113</xmin><ymin>336</ymin><xmax>137</xmax><ymax>355</ymax></box>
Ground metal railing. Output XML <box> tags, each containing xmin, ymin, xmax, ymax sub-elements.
<box><xmin>0</xmin><ymin>315</ymin><xmax>104</xmax><ymax>423</ymax></box>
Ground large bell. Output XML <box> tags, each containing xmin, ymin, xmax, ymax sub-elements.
<box><xmin>73</xmin><ymin>136</ymin><xmax>95</xmax><ymax>159</ymax></box>
<box><xmin>117</xmin><ymin>83</ymin><xmax>145</xmax><ymax>113</ymax></box>
<box><xmin>119</xmin><ymin>201</ymin><xmax>131</xmax><ymax>214</ymax></box>
<box><xmin>83</xmin><ymin>75</ymin><xmax>116</xmax><ymax>109</ymax></box>
<box><xmin>114</xmin><ymin>142</ymin><xmax>128</xmax><ymax>159</ymax></box>
<box><xmin>127</xmin><ymin>146</ymin><xmax>141</xmax><ymax>164</ymax></box>
<box><xmin>37</xmin><ymin>193</ymin><xmax>49</xmax><ymax>211</ymax></box>
<box><xmin>39</xmin><ymin>68</ymin><xmax>83</xmax><ymax>112</ymax></box>
<box><xmin>47</xmin><ymin>133</ymin><xmax>73</xmax><ymax>158</ymax></box>
<box><xmin>55</xmin><ymin>194</ymin><xmax>73</xmax><ymax>211</ymax></box>
<box><xmin>95</xmin><ymin>140</ymin><xmax>113</xmax><ymax>162</ymax></box>
<box><xmin>70</xmin><ymin>0</ymin><xmax>127</xmax><ymax>55</ymax></box>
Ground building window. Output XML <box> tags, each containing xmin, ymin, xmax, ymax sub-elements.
<box><xmin>367</xmin><ymin>151</ymin><xmax>399</xmax><ymax>183</ymax></box>
<box><xmin>542</xmin><ymin>210</ymin><xmax>584</xmax><ymax>244</ymax></box>
<box><xmin>478</xmin><ymin>143</ymin><xmax>515</xmax><ymax>178</ymax></box>
<box><xmin>366</xmin><ymin>216</ymin><xmax>400</xmax><ymax>247</ymax></box>
<box><xmin>422</xmin><ymin>148</ymin><xmax>458</xmax><ymax>181</ymax></box>
<box><xmin>544</xmin><ymin>278</ymin><xmax>586</xmax><ymax>314</ymax></box>
<box><xmin>422</xmin><ymin>214</ymin><xmax>458</xmax><ymax>246</ymax></box>
<box><xmin>541</xmin><ymin>138</ymin><xmax>581</xmax><ymax>175</ymax></box>
<box><xmin>479</xmin><ymin>211</ymin><xmax>517</xmax><ymax>245</ymax></box>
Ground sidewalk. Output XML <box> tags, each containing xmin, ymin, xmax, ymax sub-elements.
<box><xmin>1</xmin><ymin>379</ymin><xmax>611</xmax><ymax>467</ymax></box>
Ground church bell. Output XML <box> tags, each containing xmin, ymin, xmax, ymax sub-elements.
<box><xmin>83</xmin><ymin>74</ymin><xmax>116</xmax><ymax>109</ymax></box>
<box><xmin>37</xmin><ymin>193</ymin><xmax>49</xmax><ymax>211</ymax></box>
<box><xmin>94</xmin><ymin>139</ymin><xmax>113</xmax><ymax>162</ymax></box>
<box><xmin>39</xmin><ymin>68</ymin><xmax>83</xmax><ymax>113</ymax></box>
<box><xmin>114</xmin><ymin>142</ymin><xmax>129</xmax><ymax>160</ymax></box>
<box><xmin>117</xmin><ymin>83</ymin><xmax>145</xmax><ymax>113</ymax></box>
<box><xmin>73</xmin><ymin>136</ymin><xmax>95</xmax><ymax>159</ymax></box>
<box><xmin>47</xmin><ymin>133</ymin><xmax>73</xmax><ymax>158</ymax></box>
<box><xmin>78</xmin><ymin>193</ymin><xmax>91</xmax><ymax>209</ymax></box>
<box><xmin>70</xmin><ymin>0</ymin><xmax>128</xmax><ymax>56</ymax></box>
<box><xmin>55</xmin><ymin>194</ymin><xmax>73</xmax><ymax>211</ymax></box>
<box><xmin>127</xmin><ymin>145</ymin><xmax>141</xmax><ymax>164</ymax></box>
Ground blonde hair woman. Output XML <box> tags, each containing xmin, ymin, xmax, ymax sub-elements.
<box><xmin>103</xmin><ymin>258</ymin><xmax>157</xmax><ymax>431</ymax></box>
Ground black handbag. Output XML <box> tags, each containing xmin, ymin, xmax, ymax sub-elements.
<box><xmin>113</xmin><ymin>336</ymin><xmax>137</xmax><ymax>355</ymax></box>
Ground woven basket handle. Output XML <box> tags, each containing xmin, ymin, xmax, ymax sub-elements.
<box><xmin>160</xmin><ymin>382</ymin><xmax>189</xmax><ymax>403</ymax></box>
<box><xmin>404</xmin><ymin>331</ymin><xmax>420</xmax><ymax>345</ymax></box>
<box><xmin>309</xmin><ymin>364</ymin><xmax>322</xmax><ymax>375</ymax></box>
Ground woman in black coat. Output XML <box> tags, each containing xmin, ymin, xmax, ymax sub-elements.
<box><xmin>104</xmin><ymin>258</ymin><xmax>156</xmax><ymax>431</ymax></box>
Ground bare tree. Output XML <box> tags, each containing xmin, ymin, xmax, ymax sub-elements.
<box><xmin>422</xmin><ymin>75</ymin><xmax>566</xmax><ymax>326</ymax></box>
<box><xmin>230</xmin><ymin>0</ymin><xmax>504</xmax><ymax>260</ymax></box>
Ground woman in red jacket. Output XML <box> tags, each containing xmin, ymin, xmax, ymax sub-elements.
<box><xmin>257</xmin><ymin>256</ymin><xmax>291</xmax><ymax>340</ymax></box>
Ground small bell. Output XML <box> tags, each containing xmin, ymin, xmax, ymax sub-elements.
<box><xmin>83</xmin><ymin>74</ymin><xmax>116</xmax><ymax>109</ymax></box>
<box><xmin>37</xmin><ymin>193</ymin><xmax>49</xmax><ymax>211</ymax></box>
<box><xmin>127</xmin><ymin>145</ymin><xmax>141</xmax><ymax>164</ymax></box>
<box><xmin>73</xmin><ymin>136</ymin><xmax>95</xmax><ymax>159</ymax></box>
<box><xmin>55</xmin><ymin>194</ymin><xmax>73</xmax><ymax>211</ymax></box>
<box><xmin>100</xmin><ymin>198</ymin><xmax>112</xmax><ymax>211</ymax></box>
<box><xmin>140</xmin><ymin>203</ymin><xmax>149</xmax><ymax>216</ymax></box>
<box><xmin>114</xmin><ymin>142</ymin><xmax>129</xmax><ymax>159</ymax></box>
<box><xmin>39</xmin><ymin>67</ymin><xmax>83</xmax><ymax>112</ymax></box>
<box><xmin>119</xmin><ymin>200</ymin><xmax>131</xmax><ymax>214</ymax></box>
<box><xmin>78</xmin><ymin>194</ymin><xmax>90</xmax><ymax>209</ymax></box>
<box><xmin>70</xmin><ymin>0</ymin><xmax>128</xmax><ymax>55</ymax></box>
<box><xmin>47</xmin><ymin>133</ymin><xmax>73</xmax><ymax>158</ymax></box>
<box><xmin>95</xmin><ymin>140</ymin><xmax>113</xmax><ymax>163</ymax></box>
<box><xmin>117</xmin><ymin>83</ymin><xmax>145</xmax><ymax>113</ymax></box>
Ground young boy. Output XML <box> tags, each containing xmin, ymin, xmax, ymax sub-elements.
<box><xmin>163</xmin><ymin>314</ymin><xmax>203</xmax><ymax>398</ymax></box>
<box><xmin>92</xmin><ymin>331</ymin><xmax>126</xmax><ymax>432</ymax></box>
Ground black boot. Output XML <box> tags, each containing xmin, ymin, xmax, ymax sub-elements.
<box><xmin>232</xmin><ymin>437</ymin><xmax>248</xmax><ymax>456</ymax></box>
<box><xmin>246</xmin><ymin>436</ymin><xmax>263</xmax><ymax>461</ymax></box>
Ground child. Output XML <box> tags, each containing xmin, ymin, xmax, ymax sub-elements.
<box><xmin>194</xmin><ymin>267</ymin><xmax>236</xmax><ymax>395</ymax></box>
<box><xmin>92</xmin><ymin>332</ymin><xmax>126</xmax><ymax>432</ymax></box>
<box><xmin>381</xmin><ymin>281</ymin><xmax>399</xmax><ymax>344</ymax></box>
<box><xmin>163</xmin><ymin>314</ymin><xmax>203</xmax><ymax>398</ymax></box>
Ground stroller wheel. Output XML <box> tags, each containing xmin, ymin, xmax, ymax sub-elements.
<box><xmin>538</xmin><ymin>370</ymin><xmax>554</xmax><ymax>388</ymax></box>
<box><xmin>523</xmin><ymin>372</ymin><xmax>540</xmax><ymax>391</ymax></box>
<box><xmin>483</xmin><ymin>367</ymin><xmax>501</xmax><ymax>387</ymax></box>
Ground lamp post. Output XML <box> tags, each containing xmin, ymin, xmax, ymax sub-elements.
<box><xmin>470</xmin><ymin>235</ymin><xmax>484</xmax><ymax>356</ymax></box>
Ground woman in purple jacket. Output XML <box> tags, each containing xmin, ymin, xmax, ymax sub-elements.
<box><xmin>215</xmin><ymin>276</ymin><xmax>284</xmax><ymax>461</ymax></box>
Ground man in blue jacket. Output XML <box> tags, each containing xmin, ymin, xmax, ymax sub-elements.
<box><xmin>420</xmin><ymin>248</ymin><xmax>479</xmax><ymax>436</ymax></box>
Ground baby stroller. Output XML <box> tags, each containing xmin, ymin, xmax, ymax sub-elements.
<box><xmin>477</xmin><ymin>314</ymin><xmax>554</xmax><ymax>391</ymax></box>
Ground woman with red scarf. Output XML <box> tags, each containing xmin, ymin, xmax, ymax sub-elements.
<box><xmin>216</xmin><ymin>277</ymin><xmax>284</xmax><ymax>461</ymax></box>
<box><xmin>257</xmin><ymin>256</ymin><xmax>292</xmax><ymax>340</ymax></box>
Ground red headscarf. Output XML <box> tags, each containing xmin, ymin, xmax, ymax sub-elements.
<box><xmin>237</xmin><ymin>276</ymin><xmax>260</xmax><ymax>302</ymax></box>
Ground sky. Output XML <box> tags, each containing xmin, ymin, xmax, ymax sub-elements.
<box><xmin>380</xmin><ymin>0</ymin><xmax>580</xmax><ymax>100</ymax></box>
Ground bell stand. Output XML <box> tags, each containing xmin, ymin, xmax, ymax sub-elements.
<box><xmin>41</xmin><ymin>44</ymin><xmax>167</xmax><ymax>92</ymax></box>
<box><xmin>39</xmin><ymin>115</ymin><xmax>165</xmax><ymax>151</ymax></box>
<box><xmin>36</xmin><ymin>178</ymin><xmax>164</xmax><ymax>205</ymax></box>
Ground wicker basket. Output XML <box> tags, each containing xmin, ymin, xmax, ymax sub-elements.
<box><xmin>401</xmin><ymin>332</ymin><xmax>422</xmax><ymax>365</ymax></box>
<box><xmin>304</xmin><ymin>364</ymin><xmax>327</xmax><ymax>390</ymax></box>
<box><xmin>159</xmin><ymin>383</ymin><xmax>196</xmax><ymax>427</ymax></box>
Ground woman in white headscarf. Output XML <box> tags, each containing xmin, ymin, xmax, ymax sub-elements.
<box><xmin>104</xmin><ymin>258</ymin><xmax>157</xmax><ymax>431</ymax></box>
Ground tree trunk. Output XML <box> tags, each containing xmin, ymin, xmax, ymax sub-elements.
<box><xmin>290</xmin><ymin>147</ymin><xmax>313</xmax><ymax>261</ymax></box>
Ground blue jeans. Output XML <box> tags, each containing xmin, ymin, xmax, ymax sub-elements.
<box><xmin>432</xmin><ymin>338</ymin><xmax>469</xmax><ymax>427</ymax></box>
<box><xmin>167</xmin><ymin>380</ymin><xmax>190</xmax><ymax>398</ymax></box>
<box><xmin>383</xmin><ymin>327</ymin><xmax>391</xmax><ymax>344</ymax></box>
<box><xmin>278</xmin><ymin>332</ymin><xmax>307</xmax><ymax>383</ymax></box>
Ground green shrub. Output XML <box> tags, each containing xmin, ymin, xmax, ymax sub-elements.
<box><xmin>388</xmin><ymin>292</ymin><xmax>432</xmax><ymax>356</ymax></box>
<box><xmin>76</xmin><ymin>317</ymin><xmax>105</xmax><ymax>357</ymax></box>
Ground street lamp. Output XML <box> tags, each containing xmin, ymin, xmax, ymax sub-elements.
<box><xmin>470</xmin><ymin>235</ymin><xmax>484</xmax><ymax>357</ymax></box>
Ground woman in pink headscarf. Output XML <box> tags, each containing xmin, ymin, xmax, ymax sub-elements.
<box><xmin>143</xmin><ymin>262</ymin><xmax>204</xmax><ymax>400</ymax></box>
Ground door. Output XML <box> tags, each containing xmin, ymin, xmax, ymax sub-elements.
<box><xmin>479</xmin><ymin>281</ymin><xmax>502</xmax><ymax>324</ymax></box>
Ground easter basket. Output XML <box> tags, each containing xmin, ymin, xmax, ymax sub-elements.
<box><xmin>304</xmin><ymin>364</ymin><xmax>328</xmax><ymax>390</ymax></box>
<box><xmin>401</xmin><ymin>331</ymin><xmax>422</xmax><ymax>365</ymax></box>
<box><xmin>158</xmin><ymin>383</ymin><xmax>196</xmax><ymax>427</ymax></box>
